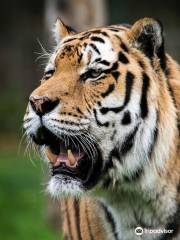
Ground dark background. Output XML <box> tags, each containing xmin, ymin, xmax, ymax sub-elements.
<box><xmin>0</xmin><ymin>1</ymin><xmax>179</xmax><ymax>239</ymax></box>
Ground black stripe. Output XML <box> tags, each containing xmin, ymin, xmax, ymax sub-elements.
<box><xmin>99</xmin><ymin>60</ymin><xmax>111</xmax><ymax>66</ymax></box>
<box><xmin>159</xmin><ymin>204</ymin><xmax>180</xmax><ymax>240</ymax></box>
<box><xmin>120</xmin><ymin>124</ymin><xmax>139</xmax><ymax>156</ymax></box>
<box><xmin>103</xmin><ymin>62</ymin><xmax>119</xmax><ymax>74</ymax></box>
<box><xmin>140</xmin><ymin>73</ymin><xmax>150</xmax><ymax>119</ymax></box>
<box><xmin>100</xmin><ymin>71</ymin><xmax>134</xmax><ymax>114</ymax></box>
<box><xmin>63</xmin><ymin>37</ymin><xmax>77</xmax><ymax>44</ymax></box>
<box><xmin>76</xmin><ymin>107</ymin><xmax>83</xmax><ymax>115</ymax></box>
<box><xmin>81</xmin><ymin>32</ymin><xmax>91</xmax><ymax>37</ymax></box>
<box><xmin>157</xmin><ymin>42</ymin><xmax>167</xmax><ymax>72</ymax></box>
<box><xmin>73</xmin><ymin>199</ymin><xmax>82</xmax><ymax>240</ymax></box>
<box><xmin>138</xmin><ymin>60</ymin><xmax>145</xmax><ymax>69</ymax></box>
<box><xmin>100</xmin><ymin>106</ymin><xmax>122</xmax><ymax>114</ymax></box>
<box><xmin>88</xmin><ymin>30</ymin><xmax>109</xmax><ymax>37</ymax></box>
<box><xmin>78</xmin><ymin>53</ymin><xmax>83</xmax><ymax>64</ymax></box>
<box><xmin>121</xmin><ymin>42</ymin><xmax>129</xmax><ymax>53</ymax></box>
<box><xmin>97</xmin><ymin>101</ymin><xmax>101</xmax><ymax>107</ymax></box>
<box><xmin>115</xmin><ymin>34</ymin><xmax>121</xmax><ymax>41</ymax></box>
<box><xmin>121</xmin><ymin>72</ymin><xmax>134</xmax><ymax>107</ymax></box>
<box><xmin>104</xmin><ymin>156</ymin><xmax>114</xmax><ymax>174</ymax></box>
<box><xmin>111</xmin><ymin>71</ymin><xmax>120</xmax><ymax>82</ymax></box>
<box><xmin>93</xmin><ymin>109</ymin><xmax>109</xmax><ymax>127</ymax></box>
<box><xmin>121</xmin><ymin>111</ymin><xmax>131</xmax><ymax>125</ymax></box>
<box><xmin>85</xmin><ymin>201</ymin><xmax>94</xmax><ymax>240</ymax></box>
<box><xmin>79</xmin><ymin>33</ymin><xmax>91</xmax><ymax>41</ymax></box>
<box><xmin>101</xmin><ymin>32</ymin><xmax>109</xmax><ymax>37</ymax></box>
<box><xmin>90</xmin><ymin>30</ymin><xmax>102</xmax><ymax>34</ymax></box>
<box><xmin>94</xmin><ymin>57</ymin><xmax>102</xmax><ymax>63</ymax></box>
<box><xmin>109</xmin><ymin>147</ymin><xmax>121</xmax><ymax>163</ymax></box>
<box><xmin>91</xmin><ymin>36</ymin><xmax>105</xmax><ymax>43</ymax></box>
<box><xmin>89</xmin><ymin>43</ymin><xmax>100</xmax><ymax>54</ymax></box>
<box><xmin>83</xmin><ymin>42</ymin><xmax>87</xmax><ymax>49</ymax></box>
<box><xmin>177</xmin><ymin>181</ymin><xmax>180</xmax><ymax>193</ymax></box>
<box><xmin>118</xmin><ymin>52</ymin><xmax>129</xmax><ymax>64</ymax></box>
<box><xmin>101</xmin><ymin>84</ymin><xmax>115</xmax><ymax>98</ymax></box>
<box><xmin>108</xmin><ymin>28</ymin><xmax>119</xmax><ymax>32</ymax></box>
<box><xmin>101</xmin><ymin>202</ymin><xmax>119</xmax><ymax>240</ymax></box>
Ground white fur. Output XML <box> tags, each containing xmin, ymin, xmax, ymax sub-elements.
<box><xmin>52</xmin><ymin>20</ymin><xmax>62</xmax><ymax>45</ymax></box>
<box><xmin>23</xmin><ymin>104</ymin><xmax>41</xmax><ymax>136</ymax></box>
<box><xmin>47</xmin><ymin>175</ymin><xmax>84</xmax><ymax>198</ymax></box>
<box><xmin>79</xmin><ymin>37</ymin><xmax>117</xmax><ymax>76</ymax></box>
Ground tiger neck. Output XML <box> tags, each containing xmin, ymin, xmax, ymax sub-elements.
<box><xmin>98</xmin><ymin>57</ymin><xmax>180</xmax><ymax>230</ymax></box>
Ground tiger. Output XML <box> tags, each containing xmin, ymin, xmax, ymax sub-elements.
<box><xmin>23</xmin><ymin>17</ymin><xmax>180</xmax><ymax>239</ymax></box>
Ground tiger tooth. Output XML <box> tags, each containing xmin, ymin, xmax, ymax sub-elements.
<box><xmin>54</xmin><ymin>158</ymin><xmax>61</xmax><ymax>167</ymax></box>
<box><xmin>68</xmin><ymin>149</ymin><xmax>76</xmax><ymax>166</ymax></box>
<box><xmin>46</xmin><ymin>148</ymin><xmax>57</xmax><ymax>163</ymax></box>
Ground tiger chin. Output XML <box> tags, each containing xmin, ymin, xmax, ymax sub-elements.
<box><xmin>24</xmin><ymin>17</ymin><xmax>180</xmax><ymax>239</ymax></box>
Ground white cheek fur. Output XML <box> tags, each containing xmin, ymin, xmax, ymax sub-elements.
<box><xmin>23</xmin><ymin>104</ymin><xmax>41</xmax><ymax>136</ymax></box>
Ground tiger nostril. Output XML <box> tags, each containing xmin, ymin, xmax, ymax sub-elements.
<box><xmin>29</xmin><ymin>95</ymin><xmax>59</xmax><ymax>116</ymax></box>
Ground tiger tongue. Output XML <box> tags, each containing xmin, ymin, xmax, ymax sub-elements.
<box><xmin>46</xmin><ymin>148</ymin><xmax>77</xmax><ymax>167</ymax></box>
<box><xmin>50</xmin><ymin>149</ymin><xmax>77</xmax><ymax>167</ymax></box>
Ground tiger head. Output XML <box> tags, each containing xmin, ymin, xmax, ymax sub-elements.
<box><xmin>23</xmin><ymin>18</ymin><xmax>173</xmax><ymax>197</ymax></box>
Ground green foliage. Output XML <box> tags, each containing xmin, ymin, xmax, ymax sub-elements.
<box><xmin>0</xmin><ymin>150</ymin><xmax>62</xmax><ymax>240</ymax></box>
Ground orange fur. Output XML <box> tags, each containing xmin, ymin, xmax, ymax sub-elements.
<box><xmin>23</xmin><ymin>17</ymin><xmax>180</xmax><ymax>239</ymax></box>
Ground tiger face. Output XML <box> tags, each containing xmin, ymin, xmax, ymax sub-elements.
<box><xmin>23</xmin><ymin>18</ymin><xmax>168</xmax><ymax>197</ymax></box>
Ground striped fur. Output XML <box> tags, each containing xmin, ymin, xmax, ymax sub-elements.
<box><xmin>61</xmin><ymin>198</ymin><xmax>110</xmax><ymax>240</ymax></box>
<box><xmin>23</xmin><ymin>18</ymin><xmax>180</xmax><ymax>239</ymax></box>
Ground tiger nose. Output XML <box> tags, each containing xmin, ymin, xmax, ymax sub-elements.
<box><xmin>29</xmin><ymin>96</ymin><xmax>59</xmax><ymax>116</ymax></box>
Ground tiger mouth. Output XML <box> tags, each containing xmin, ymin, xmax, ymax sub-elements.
<box><xmin>31</xmin><ymin>127</ymin><xmax>103</xmax><ymax>189</ymax></box>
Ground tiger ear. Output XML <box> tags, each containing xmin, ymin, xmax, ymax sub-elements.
<box><xmin>127</xmin><ymin>18</ymin><xmax>165</xmax><ymax>67</ymax></box>
<box><xmin>53</xmin><ymin>18</ymin><xmax>76</xmax><ymax>44</ymax></box>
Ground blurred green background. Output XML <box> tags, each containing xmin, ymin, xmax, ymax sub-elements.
<box><xmin>0</xmin><ymin>0</ymin><xmax>180</xmax><ymax>239</ymax></box>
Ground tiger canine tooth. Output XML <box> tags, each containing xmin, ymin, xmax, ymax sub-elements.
<box><xmin>46</xmin><ymin>148</ymin><xmax>57</xmax><ymax>163</ymax></box>
<box><xmin>68</xmin><ymin>149</ymin><xmax>76</xmax><ymax>166</ymax></box>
